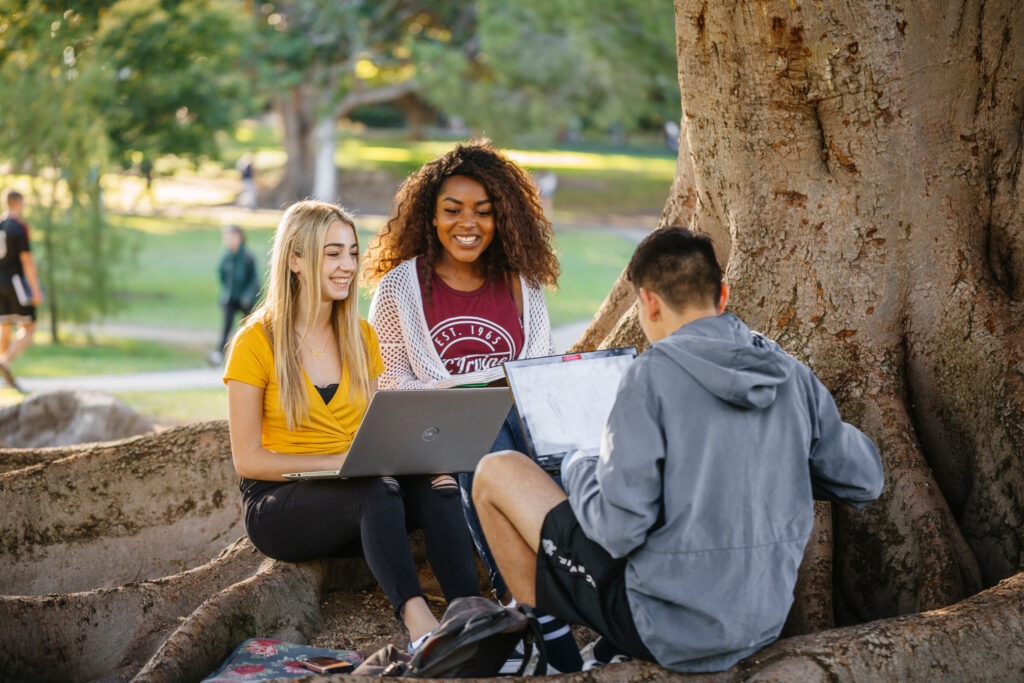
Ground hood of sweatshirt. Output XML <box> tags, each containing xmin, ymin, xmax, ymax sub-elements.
<box><xmin>654</xmin><ymin>313</ymin><xmax>792</xmax><ymax>409</ymax></box>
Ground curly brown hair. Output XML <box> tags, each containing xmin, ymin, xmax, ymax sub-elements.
<box><xmin>362</xmin><ymin>139</ymin><xmax>560</xmax><ymax>293</ymax></box>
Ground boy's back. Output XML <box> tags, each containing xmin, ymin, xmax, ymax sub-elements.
<box><xmin>562</xmin><ymin>312</ymin><xmax>883</xmax><ymax>672</ymax></box>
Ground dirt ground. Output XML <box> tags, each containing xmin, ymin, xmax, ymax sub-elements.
<box><xmin>312</xmin><ymin>586</ymin><xmax>413</xmax><ymax>655</ymax></box>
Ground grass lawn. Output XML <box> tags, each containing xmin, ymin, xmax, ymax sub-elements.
<box><xmin>112</xmin><ymin>388</ymin><xmax>228</xmax><ymax>426</ymax></box>
<box><xmin>11</xmin><ymin>333</ymin><xmax>206</xmax><ymax>377</ymax></box>
<box><xmin>104</xmin><ymin>217</ymin><xmax>636</xmax><ymax>331</ymax></box>
<box><xmin>105</xmin><ymin>213</ymin><xmax>279</xmax><ymax>330</ymax></box>
<box><xmin>548</xmin><ymin>227</ymin><xmax>634</xmax><ymax>325</ymax></box>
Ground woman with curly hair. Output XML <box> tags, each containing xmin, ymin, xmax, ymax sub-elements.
<box><xmin>363</xmin><ymin>138</ymin><xmax>560</xmax><ymax>391</ymax></box>
<box><xmin>364</xmin><ymin>140</ymin><xmax>582</xmax><ymax>673</ymax></box>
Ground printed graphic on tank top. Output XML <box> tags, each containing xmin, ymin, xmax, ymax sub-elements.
<box><xmin>421</xmin><ymin>266</ymin><xmax>524</xmax><ymax>376</ymax></box>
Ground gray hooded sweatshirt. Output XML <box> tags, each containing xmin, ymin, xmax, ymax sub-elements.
<box><xmin>561</xmin><ymin>313</ymin><xmax>883</xmax><ymax>672</ymax></box>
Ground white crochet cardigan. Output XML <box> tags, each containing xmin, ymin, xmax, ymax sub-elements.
<box><xmin>368</xmin><ymin>258</ymin><xmax>554</xmax><ymax>389</ymax></box>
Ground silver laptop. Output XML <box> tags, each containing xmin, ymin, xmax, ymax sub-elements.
<box><xmin>503</xmin><ymin>347</ymin><xmax>637</xmax><ymax>471</ymax></box>
<box><xmin>284</xmin><ymin>387</ymin><xmax>513</xmax><ymax>480</ymax></box>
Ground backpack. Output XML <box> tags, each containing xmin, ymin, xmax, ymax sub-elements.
<box><xmin>353</xmin><ymin>596</ymin><xmax>547</xmax><ymax>678</ymax></box>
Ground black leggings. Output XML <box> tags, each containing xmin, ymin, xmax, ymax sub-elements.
<box><xmin>240</xmin><ymin>475</ymin><xmax>480</xmax><ymax>617</ymax></box>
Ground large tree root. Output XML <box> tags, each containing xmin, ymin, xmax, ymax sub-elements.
<box><xmin>2</xmin><ymin>418</ymin><xmax>1020</xmax><ymax>682</ymax></box>
<box><xmin>731</xmin><ymin>571</ymin><xmax>1024</xmax><ymax>682</ymax></box>
<box><xmin>134</xmin><ymin>555</ymin><xmax>329</xmax><ymax>683</ymax></box>
<box><xmin>0</xmin><ymin>538</ymin><xmax>263</xmax><ymax>682</ymax></box>
<box><xmin>467</xmin><ymin>571</ymin><xmax>1024</xmax><ymax>683</ymax></box>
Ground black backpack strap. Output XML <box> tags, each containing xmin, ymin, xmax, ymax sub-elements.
<box><xmin>514</xmin><ymin>604</ymin><xmax>549</xmax><ymax>676</ymax></box>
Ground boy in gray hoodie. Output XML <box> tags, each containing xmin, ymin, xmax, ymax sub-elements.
<box><xmin>473</xmin><ymin>226</ymin><xmax>884</xmax><ymax>673</ymax></box>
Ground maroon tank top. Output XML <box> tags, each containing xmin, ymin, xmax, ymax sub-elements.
<box><xmin>420</xmin><ymin>263</ymin><xmax>524</xmax><ymax>376</ymax></box>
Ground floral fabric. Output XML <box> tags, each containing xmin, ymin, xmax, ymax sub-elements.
<box><xmin>203</xmin><ymin>638</ymin><xmax>362</xmax><ymax>681</ymax></box>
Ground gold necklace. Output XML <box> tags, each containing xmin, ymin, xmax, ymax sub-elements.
<box><xmin>302</xmin><ymin>336</ymin><xmax>331</xmax><ymax>358</ymax></box>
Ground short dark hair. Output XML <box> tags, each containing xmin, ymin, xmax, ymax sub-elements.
<box><xmin>5</xmin><ymin>191</ymin><xmax>23</xmax><ymax>205</ymax></box>
<box><xmin>224</xmin><ymin>223</ymin><xmax>245</xmax><ymax>244</ymax></box>
<box><xmin>626</xmin><ymin>227</ymin><xmax>723</xmax><ymax>310</ymax></box>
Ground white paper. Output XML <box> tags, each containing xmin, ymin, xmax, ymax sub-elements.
<box><xmin>509</xmin><ymin>354</ymin><xmax>634</xmax><ymax>455</ymax></box>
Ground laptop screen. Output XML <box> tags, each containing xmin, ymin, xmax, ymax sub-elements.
<box><xmin>503</xmin><ymin>347</ymin><xmax>637</xmax><ymax>470</ymax></box>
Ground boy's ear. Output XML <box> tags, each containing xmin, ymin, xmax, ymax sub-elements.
<box><xmin>717</xmin><ymin>282</ymin><xmax>730</xmax><ymax>314</ymax></box>
<box><xmin>638</xmin><ymin>287</ymin><xmax>661</xmax><ymax>321</ymax></box>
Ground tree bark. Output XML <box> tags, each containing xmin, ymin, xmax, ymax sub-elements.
<box><xmin>575</xmin><ymin>571</ymin><xmax>1024</xmax><ymax>682</ymax></box>
<box><xmin>275</xmin><ymin>85</ymin><xmax>317</xmax><ymax>204</ymax></box>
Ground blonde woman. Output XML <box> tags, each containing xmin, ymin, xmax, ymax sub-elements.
<box><xmin>224</xmin><ymin>200</ymin><xmax>479</xmax><ymax>649</ymax></box>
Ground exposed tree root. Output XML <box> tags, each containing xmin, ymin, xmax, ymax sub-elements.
<box><xmin>134</xmin><ymin>555</ymin><xmax>328</xmax><ymax>683</ymax></box>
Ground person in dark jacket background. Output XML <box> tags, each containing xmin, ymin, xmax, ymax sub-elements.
<box><xmin>472</xmin><ymin>226</ymin><xmax>884</xmax><ymax>673</ymax></box>
<box><xmin>211</xmin><ymin>224</ymin><xmax>261</xmax><ymax>365</ymax></box>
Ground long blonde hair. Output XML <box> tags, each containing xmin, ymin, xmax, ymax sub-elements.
<box><xmin>253</xmin><ymin>200</ymin><xmax>372</xmax><ymax>430</ymax></box>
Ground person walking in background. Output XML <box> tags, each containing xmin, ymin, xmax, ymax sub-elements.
<box><xmin>210</xmin><ymin>224</ymin><xmax>261</xmax><ymax>366</ymax></box>
<box><xmin>664</xmin><ymin>120</ymin><xmax>681</xmax><ymax>154</ymax></box>
<box><xmin>0</xmin><ymin>190</ymin><xmax>44</xmax><ymax>392</ymax></box>
<box><xmin>535</xmin><ymin>169</ymin><xmax>558</xmax><ymax>218</ymax></box>
<box><xmin>237</xmin><ymin>154</ymin><xmax>257</xmax><ymax>210</ymax></box>
<box><xmin>130</xmin><ymin>156</ymin><xmax>157</xmax><ymax>213</ymax></box>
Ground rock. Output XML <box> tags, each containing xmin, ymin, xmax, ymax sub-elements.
<box><xmin>0</xmin><ymin>390</ymin><xmax>154</xmax><ymax>448</ymax></box>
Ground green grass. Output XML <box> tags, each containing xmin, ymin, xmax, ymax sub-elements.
<box><xmin>105</xmin><ymin>214</ymin><xmax>637</xmax><ymax>331</ymax></box>
<box><xmin>547</xmin><ymin>227</ymin><xmax>635</xmax><ymax>326</ymax></box>
<box><xmin>107</xmin><ymin>217</ymin><xmax>387</xmax><ymax>330</ymax></box>
<box><xmin>114</xmin><ymin>388</ymin><xmax>228</xmax><ymax>425</ymax></box>
<box><xmin>14</xmin><ymin>333</ymin><xmax>205</xmax><ymax>377</ymax></box>
<box><xmin>106</xmin><ymin>214</ymin><xmax>277</xmax><ymax>330</ymax></box>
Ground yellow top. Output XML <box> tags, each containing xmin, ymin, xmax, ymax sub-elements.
<box><xmin>224</xmin><ymin>319</ymin><xmax>384</xmax><ymax>455</ymax></box>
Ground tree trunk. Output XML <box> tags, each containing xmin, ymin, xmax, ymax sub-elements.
<box><xmin>275</xmin><ymin>85</ymin><xmax>317</xmax><ymax>203</ymax></box>
<box><xmin>312</xmin><ymin>115</ymin><xmax>338</xmax><ymax>202</ymax></box>
<box><xmin>276</xmin><ymin>81</ymin><xmax>420</xmax><ymax>206</ymax></box>
<box><xmin>578</xmin><ymin>0</ymin><xmax>1024</xmax><ymax>638</ymax></box>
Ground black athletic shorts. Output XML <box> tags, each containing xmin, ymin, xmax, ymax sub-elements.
<box><xmin>535</xmin><ymin>499</ymin><xmax>654</xmax><ymax>661</ymax></box>
<box><xmin>0</xmin><ymin>278</ymin><xmax>35</xmax><ymax>323</ymax></box>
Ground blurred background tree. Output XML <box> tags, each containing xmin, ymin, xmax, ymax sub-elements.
<box><xmin>247</xmin><ymin>1</ymin><xmax>473</xmax><ymax>202</ymax></box>
<box><xmin>0</xmin><ymin>2</ymin><xmax>120</xmax><ymax>341</ymax></box>
<box><xmin>0</xmin><ymin>0</ymin><xmax>679</xmax><ymax>336</ymax></box>
<box><xmin>248</xmin><ymin>0</ymin><xmax>678</xmax><ymax>202</ymax></box>
<box><xmin>415</xmin><ymin>0</ymin><xmax>679</xmax><ymax>146</ymax></box>
<box><xmin>0</xmin><ymin>0</ymin><xmax>251</xmax><ymax>342</ymax></box>
<box><xmin>89</xmin><ymin>0</ymin><xmax>250</xmax><ymax>163</ymax></box>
